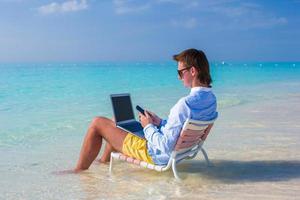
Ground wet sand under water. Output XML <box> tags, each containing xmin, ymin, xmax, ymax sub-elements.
<box><xmin>2</xmin><ymin>96</ymin><xmax>300</xmax><ymax>200</ymax></box>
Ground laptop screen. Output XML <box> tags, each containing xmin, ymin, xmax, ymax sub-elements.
<box><xmin>111</xmin><ymin>94</ymin><xmax>135</xmax><ymax>122</ymax></box>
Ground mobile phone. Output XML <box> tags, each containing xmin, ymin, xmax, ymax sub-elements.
<box><xmin>136</xmin><ymin>105</ymin><xmax>145</xmax><ymax>115</ymax></box>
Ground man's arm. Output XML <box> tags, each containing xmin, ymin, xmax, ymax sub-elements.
<box><xmin>142</xmin><ymin>98</ymin><xmax>189</xmax><ymax>153</ymax></box>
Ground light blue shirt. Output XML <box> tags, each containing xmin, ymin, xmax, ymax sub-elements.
<box><xmin>143</xmin><ymin>87</ymin><xmax>218</xmax><ymax>165</ymax></box>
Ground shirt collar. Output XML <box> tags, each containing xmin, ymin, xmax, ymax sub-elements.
<box><xmin>190</xmin><ymin>86</ymin><xmax>211</xmax><ymax>94</ymax></box>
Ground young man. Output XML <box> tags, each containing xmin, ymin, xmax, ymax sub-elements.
<box><xmin>74</xmin><ymin>48</ymin><xmax>217</xmax><ymax>172</ymax></box>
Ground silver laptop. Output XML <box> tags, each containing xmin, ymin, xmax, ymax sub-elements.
<box><xmin>110</xmin><ymin>93</ymin><xmax>145</xmax><ymax>139</ymax></box>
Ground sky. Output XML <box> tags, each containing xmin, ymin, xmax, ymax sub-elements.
<box><xmin>0</xmin><ymin>0</ymin><xmax>299</xmax><ymax>62</ymax></box>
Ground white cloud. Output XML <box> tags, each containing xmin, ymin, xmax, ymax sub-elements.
<box><xmin>113</xmin><ymin>0</ymin><xmax>151</xmax><ymax>15</ymax></box>
<box><xmin>0</xmin><ymin>0</ymin><xmax>24</xmax><ymax>2</ymax></box>
<box><xmin>171</xmin><ymin>17</ymin><xmax>197</xmax><ymax>29</ymax></box>
<box><xmin>38</xmin><ymin>0</ymin><xmax>88</xmax><ymax>15</ymax></box>
<box><xmin>157</xmin><ymin>0</ymin><xmax>199</xmax><ymax>9</ymax></box>
<box><xmin>112</xmin><ymin>0</ymin><xmax>287</xmax><ymax>29</ymax></box>
<box><xmin>160</xmin><ymin>0</ymin><xmax>287</xmax><ymax>29</ymax></box>
<box><xmin>208</xmin><ymin>2</ymin><xmax>288</xmax><ymax>29</ymax></box>
<box><xmin>245</xmin><ymin>16</ymin><xmax>288</xmax><ymax>29</ymax></box>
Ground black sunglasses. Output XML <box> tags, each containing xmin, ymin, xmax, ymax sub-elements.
<box><xmin>177</xmin><ymin>67</ymin><xmax>191</xmax><ymax>79</ymax></box>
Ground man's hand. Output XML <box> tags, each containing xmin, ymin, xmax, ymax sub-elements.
<box><xmin>139</xmin><ymin>111</ymin><xmax>153</xmax><ymax>128</ymax></box>
<box><xmin>147</xmin><ymin>111</ymin><xmax>162</xmax><ymax>127</ymax></box>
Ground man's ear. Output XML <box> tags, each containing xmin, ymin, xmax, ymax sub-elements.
<box><xmin>191</xmin><ymin>66</ymin><xmax>198</xmax><ymax>76</ymax></box>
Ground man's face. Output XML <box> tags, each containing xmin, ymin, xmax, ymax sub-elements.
<box><xmin>177</xmin><ymin>61</ymin><xmax>192</xmax><ymax>88</ymax></box>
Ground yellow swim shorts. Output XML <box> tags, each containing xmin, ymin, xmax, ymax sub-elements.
<box><xmin>122</xmin><ymin>133</ymin><xmax>154</xmax><ymax>164</ymax></box>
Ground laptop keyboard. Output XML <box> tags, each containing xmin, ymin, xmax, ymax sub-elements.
<box><xmin>120</xmin><ymin>121</ymin><xmax>143</xmax><ymax>132</ymax></box>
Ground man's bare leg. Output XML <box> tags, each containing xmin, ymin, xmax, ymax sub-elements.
<box><xmin>75</xmin><ymin>117</ymin><xmax>127</xmax><ymax>172</ymax></box>
<box><xmin>98</xmin><ymin>117</ymin><xmax>116</xmax><ymax>163</ymax></box>
<box><xmin>98</xmin><ymin>142</ymin><xmax>115</xmax><ymax>163</ymax></box>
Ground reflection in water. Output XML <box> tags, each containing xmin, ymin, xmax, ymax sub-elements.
<box><xmin>76</xmin><ymin>159</ymin><xmax>300</xmax><ymax>199</ymax></box>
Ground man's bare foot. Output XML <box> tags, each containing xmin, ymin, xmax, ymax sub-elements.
<box><xmin>96</xmin><ymin>158</ymin><xmax>110</xmax><ymax>164</ymax></box>
<box><xmin>52</xmin><ymin>169</ymin><xmax>84</xmax><ymax>175</ymax></box>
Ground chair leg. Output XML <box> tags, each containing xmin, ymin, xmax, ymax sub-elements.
<box><xmin>201</xmin><ymin>148</ymin><xmax>211</xmax><ymax>166</ymax></box>
<box><xmin>172</xmin><ymin>159</ymin><xmax>181</xmax><ymax>180</ymax></box>
<box><xmin>109</xmin><ymin>153</ymin><xmax>113</xmax><ymax>174</ymax></box>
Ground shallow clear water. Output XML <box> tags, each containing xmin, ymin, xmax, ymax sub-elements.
<box><xmin>1</xmin><ymin>62</ymin><xmax>300</xmax><ymax>199</ymax></box>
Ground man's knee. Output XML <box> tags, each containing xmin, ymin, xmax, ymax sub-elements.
<box><xmin>90</xmin><ymin>116</ymin><xmax>112</xmax><ymax>130</ymax></box>
<box><xmin>92</xmin><ymin>116</ymin><xmax>104</xmax><ymax>124</ymax></box>
<box><xmin>90</xmin><ymin>116</ymin><xmax>104</xmax><ymax>130</ymax></box>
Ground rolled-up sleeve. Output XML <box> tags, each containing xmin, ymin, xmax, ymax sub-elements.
<box><xmin>143</xmin><ymin>98</ymin><xmax>190</xmax><ymax>153</ymax></box>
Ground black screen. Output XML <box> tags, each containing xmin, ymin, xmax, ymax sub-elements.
<box><xmin>111</xmin><ymin>95</ymin><xmax>134</xmax><ymax>122</ymax></box>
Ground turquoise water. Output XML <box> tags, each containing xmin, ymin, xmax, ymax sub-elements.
<box><xmin>1</xmin><ymin>62</ymin><xmax>300</xmax><ymax>199</ymax></box>
<box><xmin>0</xmin><ymin>62</ymin><xmax>299</xmax><ymax>149</ymax></box>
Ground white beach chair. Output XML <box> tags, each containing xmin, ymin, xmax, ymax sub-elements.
<box><xmin>109</xmin><ymin>119</ymin><xmax>215</xmax><ymax>180</ymax></box>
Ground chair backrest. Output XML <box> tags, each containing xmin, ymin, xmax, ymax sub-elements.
<box><xmin>174</xmin><ymin>119</ymin><xmax>215</xmax><ymax>152</ymax></box>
